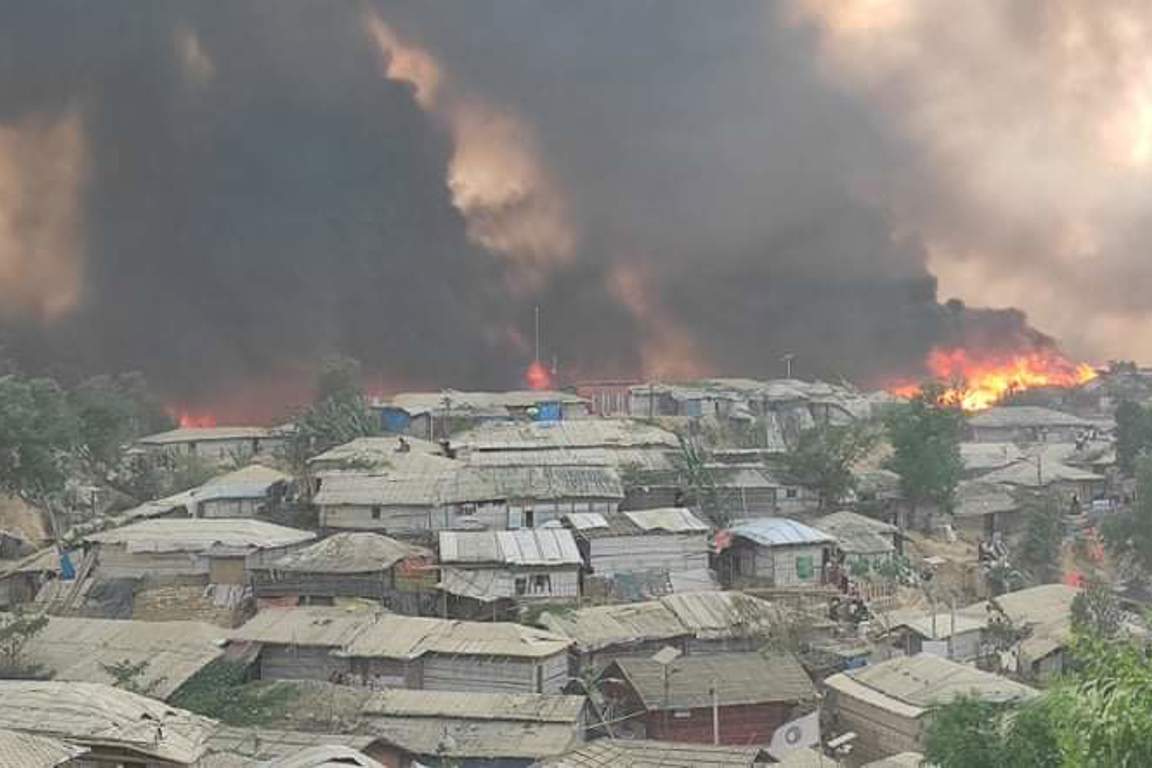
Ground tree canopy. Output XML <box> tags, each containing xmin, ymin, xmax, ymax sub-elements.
<box><xmin>0</xmin><ymin>374</ymin><xmax>79</xmax><ymax>506</ymax></box>
<box><xmin>885</xmin><ymin>383</ymin><xmax>964</xmax><ymax>512</ymax></box>
<box><xmin>924</xmin><ymin>632</ymin><xmax>1152</xmax><ymax>767</ymax></box>
<box><xmin>1115</xmin><ymin>400</ymin><xmax>1152</xmax><ymax>475</ymax></box>
<box><xmin>1102</xmin><ymin>455</ymin><xmax>1152</xmax><ymax>573</ymax></box>
<box><xmin>284</xmin><ymin>356</ymin><xmax>378</xmax><ymax>470</ymax></box>
<box><xmin>785</xmin><ymin>421</ymin><xmax>879</xmax><ymax>510</ymax></box>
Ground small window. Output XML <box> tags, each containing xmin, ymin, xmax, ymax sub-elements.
<box><xmin>524</xmin><ymin>509</ymin><xmax>535</xmax><ymax>528</ymax></box>
<box><xmin>785</xmin><ymin>488</ymin><xmax>799</xmax><ymax>499</ymax></box>
<box><xmin>532</xmin><ymin>574</ymin><xmax>552</xmax><ymax>593</ymax></box>
<box><xmin>459</xmin><ymin>503</ymin><xmax>477</xmax><ymax>517</ymax></box>
<box><xmin>371</xmin><ymin>506</ymin><xmax>382</xmax><ymax>520</ymax></box>
<box><xmin>515</xmin><ymin>577</ymin><xmax>528</xmax><ymax>596</ymax></box>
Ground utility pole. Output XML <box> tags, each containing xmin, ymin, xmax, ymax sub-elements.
<box><xmin>534</xmin><ymin>305</ymin><xmax>541</xmax><ymax>365</ymax></box>
<box><xmin>948</xmin><ymin>598</ymin><xmax>956</xmax><ymax>660</ymax></box>
<box><xmin>711</xmin><ymin>678</ymin><xmax>720</xmax><ymax>744</ymax></box>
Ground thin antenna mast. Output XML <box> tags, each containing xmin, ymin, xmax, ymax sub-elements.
<box><xmin>534</xmin><ymin>305</ymin><xmax>541</xmax><ymax>363</ymax></box>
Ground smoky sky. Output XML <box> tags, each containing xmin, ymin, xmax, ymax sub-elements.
<box><xmin>0</xmin><ymin>1</ymin><xmax>1053</xmax><ymax>417</ymax></box>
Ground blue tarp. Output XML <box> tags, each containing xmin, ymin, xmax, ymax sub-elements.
<box><xmin>58</xmin><ymin>550</ymin><xmax>76</xmax><ymax>581</ymax></box>
<box><xmin>535</xmin><ymin>402</ymin><xmax>562</xmax><ymax>422</ymax></box>
<box><xmin>380</xmin><ymin>408</ymin><xmax>412</xmax><ymax>434</ymax></box>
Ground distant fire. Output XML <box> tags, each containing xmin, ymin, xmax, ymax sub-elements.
<box><xmin>524</xmin><ymin>360</ymin><xmax>554</xmax><ymax>390</ymax></box>
<box><xmin>889</xmin><ymin>346</ymin><xmax>1098</xmax><ymax>410</ymax></box>
<box><xmin>169</xmin><ymin>408</ymin><xmax>218</xmax><ymax>428</ymax></box>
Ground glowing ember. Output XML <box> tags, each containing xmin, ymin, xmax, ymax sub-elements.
<box><xmin>889</xmin><ymin>346</ymin><xmax>1098</xmax><ymax>410</ymax></box>
<box><xmin>169</xmin><ymin>408</ymin><xmax>218</xmax><ymax>428</ymax></box>
<box><xmin>524</xmin><ymin>359</ymin><xmax>553</xmax><ymax>391</ymax></box>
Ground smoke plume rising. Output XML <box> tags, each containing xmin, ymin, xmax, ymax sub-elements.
<box><xmin>0</xmin><ymin>1</ymin><xmax>1127</xmax><ymax>418</ymax></box>
<box><xmin>793</xmin><ymin>0</ymin><xmax>1152</xmax><ymax>363</ymax></box>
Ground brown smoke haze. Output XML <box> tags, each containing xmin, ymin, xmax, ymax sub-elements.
<box><xmin>794</xmin><ymin>0</ymin><xmax>1152</xmax><ymax>361</ymax></box>
<box><xmin>0</xmin><ymin>2</ymin><xmax>1143</xmax><ymax>416</ymax></box>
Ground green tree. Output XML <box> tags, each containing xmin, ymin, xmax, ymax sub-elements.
<box><xmin>1115</xmin><ymin>400</ymin><xmax>1152</xmax><ymax>475</ymax></box>
<box><xmin>314</xmin><ymin>355</ymin><xmax>364</xmax><ymax>403</ymax></box>
<box><xmin>1049</xmin><ymin>636</ymin><xmax>1152</xmax><ymax>766</ymax></box>
<box><xmin>885</xmin><ymin>383</ymin><xmax>964</xmax><ymax>514</ymax></box>
<box><xmin>924</xmin><ymin>697</ymin><xmax>1008</xmax><ymax>768</ymax></box>
<box><xmin>0</xmin><ymin>374</ymin><xmax>79</xmax><ymax>508</ymax></box>
<box><xmin>1070</xmin><ymin>581</ymin><xmax>1123</xmax><ymax>639</ymax></box>
<box><xmin>671</xmin><ymin>432</ymin><xmax>726</xmax><ymax>527</ymax></box>
<box><xmin>0</xmin><ymin>609</ymin><xmax>49</xmax><ymax>676</ymax></box>
<box><xmin>1102</xmin><ymin>455</ymin><xmax>1152</xmax><ymax>572</ymax></box>
<box><xmin>784</xmin><ymin>422</ymin><xmax>879</xmax><ymax>510</ymax></box>
<box><xmin>924</xmin><ymin>697</ymin><xmax>1061</xmax><ymax>768</ymax></box>
<box><xmin>1016</xmin><ymin>498</ymin><xmax>1064</xmax><ymax>584</ymax></box>
<box><xmin>283</xmin><ymin>357</ymin><xmax>377</xmax><ymax>471</ymax></box>
<box><xmin>71</xmin><ymin>372</ymin><xmax>173</xmax><ymax>473</ymax></box>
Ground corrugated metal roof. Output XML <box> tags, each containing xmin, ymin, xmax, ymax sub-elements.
<box><xmin>438</xmin><ymin>567</ymin><xmax>514</xmax><ymax>601</ymax></box>
<box><xmin>205</xmin><ymin>727</ymin><xmax>377</xmax><ymax>763</ymax></box>
<box><xmin>537</xmin><ymin>739</ymin><xmax>769</xmax><ymax>768</ymax></box>
<box><xmin>0</xmin><ymin>681</ymin><xmax>215</xmax><ymax>764</ymax></box>
<box><xmin>611</xmin><ymin>652</ymin><xmax>815</xmax><ymax>710</ymax></box>
<box><xmin>959</xmin><ymin>584</ymin><xmax>1080</xmax><ymax>662</ymax></box>
<box><xmin>22</xmin><ymin>616</ymin><xmax>225</xmax><ymax>700</ymax></box>
<box><xmin>362</xmin><ymin>689</ymin><xmax>584</xmax><ymax>722</ymax></box>
<box><xmin>538</xmin><ymin>601</ymin><xmax>687</xmax><ymax>652</ymax></box>
<box><xmin>884</xmin><ymin>610</ymin><xmax>986</xmax><ymax>640</ymax></box>
<box><xmin>980</xmin><ymin>459</ymin><xmax>1103</xmax><ymax>488</ymax></box>
<box><xmin>812</xmin><ymin>511</ymin><xmax>897</xmax><ymax>555</ymax></box>
<box><xmin>623</xmin><ymin>508</ymin><xmax>709</xmax><ymax>533</ymax></box>
<box><xmin>0</xmin><ymin>729</ymin><xmax>87</xmax><ymax>768</ymax></box>
<box><xmin>452</xmin><ymin>419</ymin><xmax>680</xmax><ymax>451</ymax></box>
<box><xmin>439</xmin><ymin>529</ymin><xmax>582</xmax><ymax>566</ymax></box>
<box><xmin>953</xmin><ymin>481</ymin><xmax>1019</xmax><ymax>518</ymax></box>
<box><xmin>960</xmin><ymin>442</ymin><xmax>1024</xmax><ymax>472</ymax></box>
<box><xmin>263</xmin><ymin>745</ymin><xmax>385</xmax><ymax>768</ymax></box>
<box><xmin>308</xmin><ymin>436</ymin><xmax>452</xmax><ymax>470</ymax></box>
<box><xmin>566</xmin><ymin>512</ymin><xmax>609</xmax><ymax>530</ymax></box>
<box><xmin>440</xmin><ymin>466</ymin><xmax>625</xmax><ymax>504</ymax></box>
<box><xmin>828</xmin><ymin>655</ymin><xmax>1038</xmax><ymax>709</ymax></box>
<box><xmin>232</xmin><ymin>608</ymin><xmax>573</xmax><ymax>660</ymax></box>
<box><xmin>198</xmin><ymin>464</ymin><xmax>291</xmax><ymax>496</ymax></box>
<box><xmin>727</xmin><ymin>518</ymin><xmax>835</xmax><ymax>547</ymax></box>
<box><xmin>361</xmin><ymin>717</ymin><xmax>577</xmax><ymax>759</ymax></box>
<box><xmin>314</xmin><ymin>465</ymin><xmax>623</xmax><ymax>507</ymax></box>
<box><xmin>138</xmin><ymin>426</ymin><xmax>281</xmax><ymax>444</ymax></box>
<box><xmin>968</xmin><ymin>406</ymin><xmax>1091</xmax><ymax>429</ymax></box>
<box><xmin>660</xmin><ymin>591</ymin><xmax>793</xmax><ymax>639</ymax></box>
<box><xmin>538</xmin><ymin>591</ymin><xmax>792</xmax><ymax>651</ymax></box>
<box><xmin>311</xmin><ymin>474</ymin><xmax>445</xmax><ymax>506</ymax></box>
<box><xmin>86</xmin><ymin>519</ymin><xmax>315</xmax><ymax>553</ymax></box>
<box><xmin>229</xmin><ymin>607</ymin><xmax>380</xmax><ymax>647</ymax></box>
<box><xmin>266</xmin><ymin>533</ymin><xmax>429</xmax><ymax>574</ymax></box>
<box><xmin>390</xmin><ymin>390</ymin><xmax>590</xmax><ymax>412</ymax></box>
<box><xmin>963</xmin><ymin>583</ymin><xmax>1080</xmax><ymax>627</ymax></box>
<box><xmin>342</xmin><ymin>615</ymin><xmax>572</xmax><ymax>660</ymax></box>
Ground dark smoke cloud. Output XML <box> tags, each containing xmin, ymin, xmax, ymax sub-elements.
<box><xmin>0</xmin><ymin>1</ymin><xmax>1045</xmax><ymax>417</ymax></box>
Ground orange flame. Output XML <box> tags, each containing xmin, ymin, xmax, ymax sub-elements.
<box><xmin>168</xmin><ymin>408</ymin><xmax>218</xmax><ymax>428</ymax></box>
<box><xmin>890</xmin><ymin>345</ymin><xmax>1098</xmax><ymax>410</ymax></box>
<box><xmin>524</xmin><ymin>359</ymin><xmax>554</xmax><ymax>391</ymax></box>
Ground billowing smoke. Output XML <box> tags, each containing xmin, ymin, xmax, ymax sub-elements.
<box><xmin>0</xmin><ymin>1</ymin><xmax>1105</xmax><ymax>419</ymax></box>
<box><xmin>792</xmin><ymin>0</ymin><xmax>1152</xmax><ymax>363</ymax></box>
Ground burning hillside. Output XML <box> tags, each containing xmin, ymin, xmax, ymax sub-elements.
<box><xmin>889</xmin><ymin>345</ymin><xmax>1098</xmax><ymax>410</ymax></box>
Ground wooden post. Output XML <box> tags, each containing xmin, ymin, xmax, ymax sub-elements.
<box><xmin>711</xmin><ymin>678</ymin><xmax>720</xmax><ymax>744</ymax></box>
